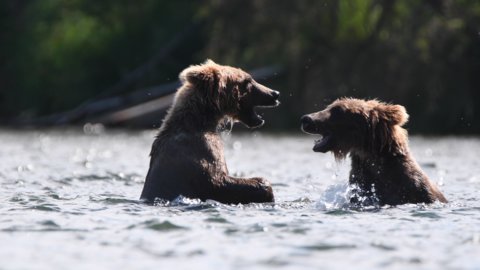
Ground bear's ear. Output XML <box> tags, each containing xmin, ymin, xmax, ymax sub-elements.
<box><xmin>179</xmin><ymin>63</ymin><xmax>219</xmax><ymax>87</ymax></box>
<box><xmin>204</xmin><ymin>59</ymin><xmax>217</xmax><ymax>65</ymax></box>
<box><xmin>376</xmin><ymin>104</ymin><xmax>409</xmax><ymax>126</ymax></box>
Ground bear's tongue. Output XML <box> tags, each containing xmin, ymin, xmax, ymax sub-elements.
<box><xmin>313</xmin><ymin>134</ymin><xmax>332</xmax><ymax>152</ymax></box>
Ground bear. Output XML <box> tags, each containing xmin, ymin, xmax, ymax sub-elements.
<box><xmin>301</xmin><ymin>98</ymin><xmax>447</xmax><ymax>206</ymax></box>
<box><xmin>140</xmin><ymin>60</ymin><xmax>280</xmax><ymax>204</ymax></box>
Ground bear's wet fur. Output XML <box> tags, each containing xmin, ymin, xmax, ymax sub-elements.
<box><xmin>301</xmin><ymin>98</ymin><xmax>447</xmax><ymax>206</ymax></box>
<box><xmin>140</xmin><ymin>60</ymin><xmax>280</xmax><ymax>204</ymax></box>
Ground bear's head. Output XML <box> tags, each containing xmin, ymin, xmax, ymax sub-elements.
<box><xmin>179</xmin><ymin>60</ymin><xmax>280</xmax><ymax>128</ymax></box>
<box><xmin>301</xmin><ymin>98</ymin><xmax>409</xmax><ymax>159</ymax></box>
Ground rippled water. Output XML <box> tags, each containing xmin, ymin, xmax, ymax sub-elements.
<box><xmin>1</xmin><ymin>129</ymin><xmax>479</xmax><ymax>269</ymax></box>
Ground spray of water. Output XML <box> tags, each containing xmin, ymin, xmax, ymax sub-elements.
<box><xmin>316</xmin><ymin>182</ymin><xmax>381</xmax><ymax>211</ymax></box>
<box><xmin>316</xmin><ymin>183</ymin><xmax>351</xmax><ymax>210</ymax></box>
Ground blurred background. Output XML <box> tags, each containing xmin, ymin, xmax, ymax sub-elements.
<box><xmin>0</xmin><ymin>0</ymin><xmax>479</xmax><ymax>134</ymax></box>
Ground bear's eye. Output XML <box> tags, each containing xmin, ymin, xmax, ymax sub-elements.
<box><xmin>241</xmin><ymin>80</ymin><xmax>252</xmax><ymax>92</ymax></box>
<box><xmin>330</xmin><ymin>106</ymin><xmax>344</xmax><ymax>118</ymax></box>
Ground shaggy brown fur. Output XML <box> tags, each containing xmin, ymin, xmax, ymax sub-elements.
<box><xmin>140</xmin><ymin>60</ymin><xmax>280</xmax><ymax>204</ymax></box>
<box><xmin>301</xmin><ymin>98</ymin><xmax>447</xmax><ymax>206</ymax></box>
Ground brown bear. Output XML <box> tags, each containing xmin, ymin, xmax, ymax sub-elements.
<box><xmin>301</xmin><ymin>98</ymin><xmax>447</xmax><ymax>206</ymax></box>
<box><xmin>140</xmin><ymin>60</ymin><xmax>280</xmax><ymax>204</ymax></box>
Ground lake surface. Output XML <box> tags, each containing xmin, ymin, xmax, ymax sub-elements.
<box><xmin>1</xmin><ymin>129</ymin><xmax>479</xmax><ymax>269</ymax></box>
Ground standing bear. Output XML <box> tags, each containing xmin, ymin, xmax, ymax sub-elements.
<box><xmin>141</xmin><ymin>60</ymin><xmax>280</xmax><ymax>204</ymax></box>
<box><xmin>301</xmin><ymin>98</ymin><xmax>447</xmax><ymax>206</ymax></box>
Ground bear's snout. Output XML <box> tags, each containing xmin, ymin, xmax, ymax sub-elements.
<box><xmin>268</xmin><ymin>90</ymin><xmax>281</xmax><ymax>107</ymax></box>
<box><xmin>271</xmin><ymin>90</ymin><xmax>280</xmax><ymax>100</ymax></box>
<box><xmin>301</xmin><ymin>115</ymin><xmax>315</xmax><ymax>134</ymax></box>
<box><xmin>251</xmin><ymin>82</ymin><xmax>280</xmax><ymax>107</ymax></box>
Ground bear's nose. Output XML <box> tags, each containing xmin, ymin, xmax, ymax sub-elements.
<box><xmin>301</xmin><ymin>115</ymin><xmax>314</xmax><ymax>126</ymax></box>
<box><xmin>271</xmin><ymin>90</ymin><xmax>280</xmax><ymax>99</ymax></box>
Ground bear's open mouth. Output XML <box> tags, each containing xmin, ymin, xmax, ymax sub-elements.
<box><xmin>313</xmin><ymin>133</ymin><xmax>333</xmax><ymax>153</ymax></box>
<box><xmin>300</xmin><ymin>120</ymin><xmax>334</xmax><ymax>153</ymax></box>
<box><xmin>238</xmin><ymin>99</ymin><xmax>279</xmax><ymax>129</ymax></box>
<box><xmin>244</xmin><ymin>101</ymin><xmax>280</xmax><ymax>128</ymax></box>
<box><xmin>236</xmin><ymin>106</ymin><xmax>263</xmax><ymax>128</ymax></box>
<box><xmin>248</xmin><ymin>107</ymin><xmax>265</xmax><ymax>128</ymax></box>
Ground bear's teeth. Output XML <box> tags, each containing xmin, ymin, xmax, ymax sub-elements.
<box><xmin>254</xmin><ymin>109</ymin><xmax>262</xmax><ymax>120</ymax></box>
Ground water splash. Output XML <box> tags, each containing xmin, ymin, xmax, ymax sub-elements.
<box><xmin>315</xmin><ymin>182</ymin><xmax>383</xmax><ymax>211</ymax></box>
<box><xmin>316</xmin><ymin>183</ymin><xmax>351</xmax><ymax>210</ymax></box>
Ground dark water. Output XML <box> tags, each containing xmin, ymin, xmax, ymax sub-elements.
<box><xmin>1</xmin><ymin>129</ymin><xmax>479</xmax><ymax>269</ymax></box>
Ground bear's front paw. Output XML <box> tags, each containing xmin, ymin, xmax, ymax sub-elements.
<box><xmin>252</xmin><ymin>177</ymin><xmax>274</xmax><ymax>202</ymax></box>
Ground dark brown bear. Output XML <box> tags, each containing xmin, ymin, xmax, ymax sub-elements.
<box><xmin>140</xmin><ymin>60</ymin><xmax>280</xmax><ymax>204</ymax></box>
<box><xmin>301</xmin><ymin>98</ymin><xmax>447</xmax><ymax>206</ymax></box>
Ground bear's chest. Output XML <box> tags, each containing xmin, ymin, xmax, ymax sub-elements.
<box><xmin>201</xmin><ymin>133</ymin><xmax>228</xmax><ymax>171</ymax></box>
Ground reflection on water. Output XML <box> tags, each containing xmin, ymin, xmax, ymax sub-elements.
<box><xmin>0</xmin><ymin>129</ymin><xmax>479</xmax><ymax>269</ymax></box>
